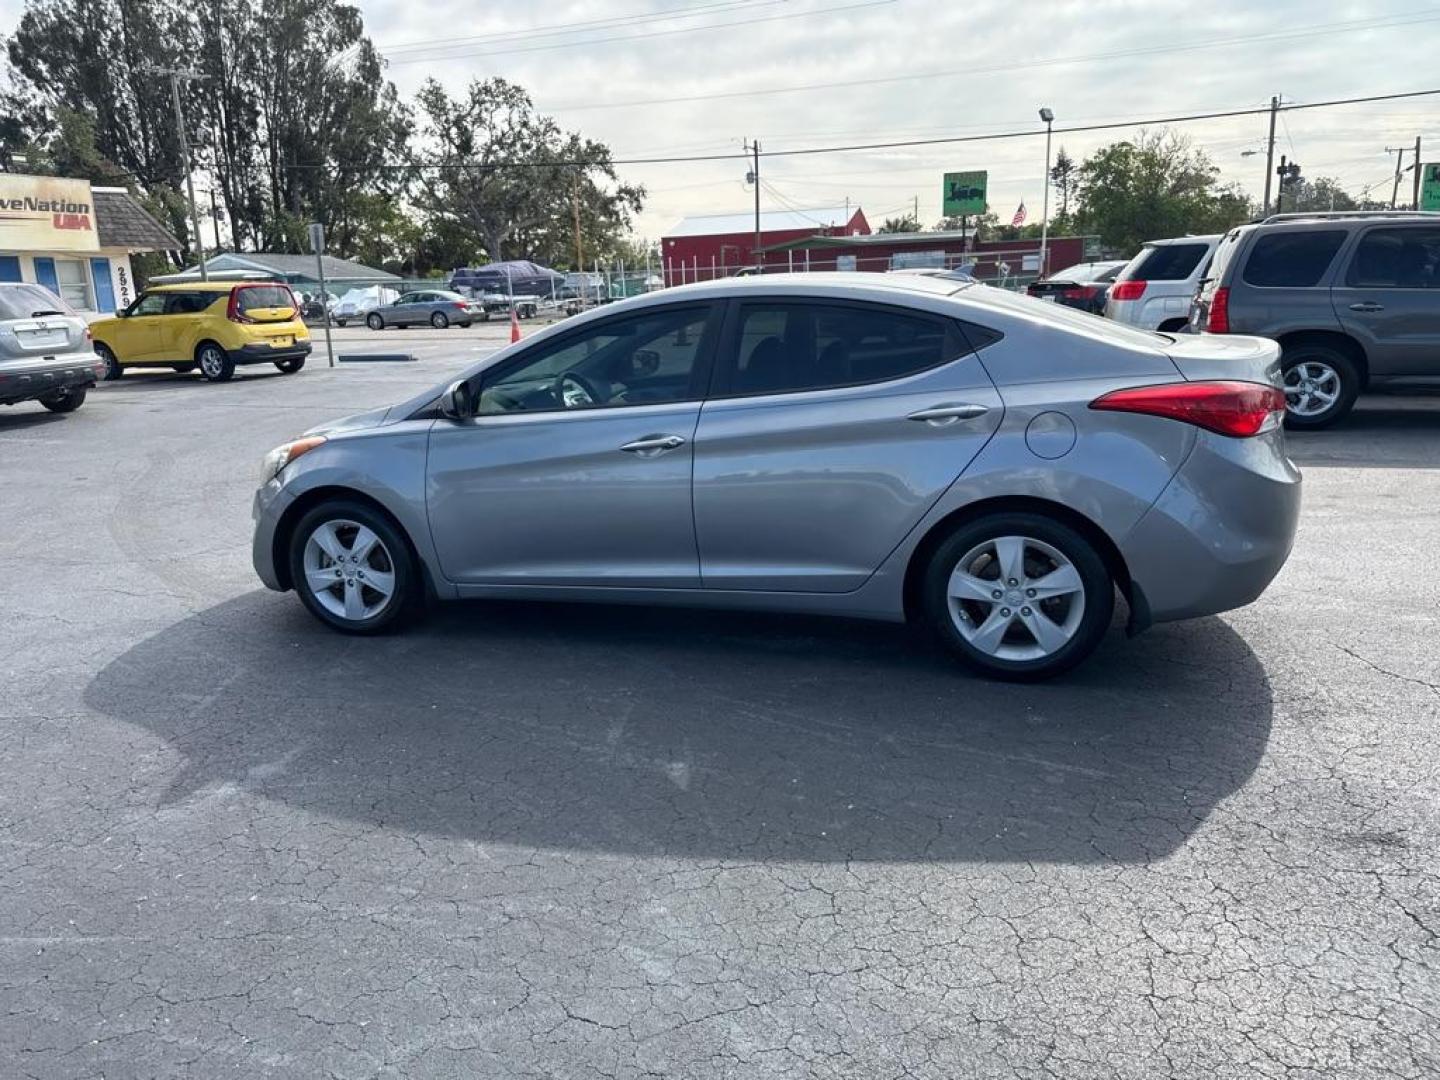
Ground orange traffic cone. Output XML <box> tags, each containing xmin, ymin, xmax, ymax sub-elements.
<box><xmin>509</xmin><ymin>305</ymin><xmax>521</xmax><ymax>343</ymax></box>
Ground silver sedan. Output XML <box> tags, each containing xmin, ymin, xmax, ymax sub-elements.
<box><xmin>364</xmin><ymin>289</ymin><xmax>486</xmax><ymax>330</ymax></box>
<box><xmin>253</xmin><ymin>274</ymin><xmax>1300</xmax><ymax>679</ymax></box>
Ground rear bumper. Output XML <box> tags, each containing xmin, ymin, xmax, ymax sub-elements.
<box><xmin>1120</xmin><ymin>430</ymin><xmax>1301</xmax><ymax>623</ymax></box>
<box><xmin>0</xmin><ymin>352</ymin><xmax>106</xmax><ymax>404</ymax></box>
<box><xmin>234</xmin><ymin>340</ymin><xmax>312</xmax><ymax>365</ymax></box>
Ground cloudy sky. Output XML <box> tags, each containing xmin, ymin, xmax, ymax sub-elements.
<box><xmin>4</xmin><ymin>0</ymin><xmax>1436</xmax><ymax>240</ymax></box>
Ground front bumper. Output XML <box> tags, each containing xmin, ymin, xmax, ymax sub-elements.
<box><xmin>251</xmin><ymin>478</ymin><xmax>297</xmax><ymax>591</ymax></box>
<box><xmin>1120</xmin><ymin>430</ymin><xmax>1302</xmax><ymax>623</ymax></box>
<box><xmin>234</xmin><ymin>340</ymin><xmax>313</xmax><ymax>366</ymax></box>
<box><xmin>0</xmin><ymin>352</ymin><xmax>106</xmax><ymax>405</ymax></box>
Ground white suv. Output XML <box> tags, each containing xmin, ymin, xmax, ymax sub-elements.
<box><xmin>1105</xmin><ymin>235</ymin><xmax>1220</xmax><ymax>331</ymax></box>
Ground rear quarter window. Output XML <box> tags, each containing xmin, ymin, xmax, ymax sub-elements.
<box><xmin>1125</xmin><ymin>243</ymin><xmax>1209</xmax><ymax>282</ymax></box>
<box><xmin>1241</xmin><ymin>230</ymin><xmax>1346</xmax><ymax>288</ymax></box>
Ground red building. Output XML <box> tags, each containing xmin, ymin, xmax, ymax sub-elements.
<box><xmin>756</xmin><ymin>230</ymin><xmax>1096</xmax><ymax>285</ymax></box>
<box><xmin>662</xmin><ymin>205</ymin><xmax>870</xmax><ymax>285</ymax></box>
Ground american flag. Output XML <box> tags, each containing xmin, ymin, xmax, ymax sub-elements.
<box><xmin>1011</xmin><ymin>202</ymin><xmax>1027</xmax><ymax>227</ymax></box>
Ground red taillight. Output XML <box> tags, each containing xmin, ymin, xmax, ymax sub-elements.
<box><xmin>1109</xmin><ymin>280</ymin><xmax>1146</xmax><ymax>301</ymax></box>
<box><xmin>1090</xmin><ymin>380</ymin><xmax>1286</xmax><ymax>438</ymax></box>
<box><xmin>1206</xmin><ymin>287</ymin><xmax>1230</xmax><ymax>333</ymax></box>
<box><xmin>454</xmin><ymin>301</ymin><xmax>468</xmax><ymax>310</ymax></box>
<box><xmin>226</xmin><ymin>288</ymin><xmax>254</xmax><ymax>323</ymax></box>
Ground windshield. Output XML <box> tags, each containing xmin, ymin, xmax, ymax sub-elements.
<box><xmin>0</xmin><ymin>283</ymin><xmax>75</xmax><ymax>320</ymax></box>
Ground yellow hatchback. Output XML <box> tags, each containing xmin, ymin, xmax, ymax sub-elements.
<box><xmin>90</xmin><ymin>282</ymin><xmax>312</xmax><ymax>382</ymax></box>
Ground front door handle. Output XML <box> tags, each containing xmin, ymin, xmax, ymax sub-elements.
<box><xmin>619</xmin><ymin>433</ymin><xmax>686</xmax><ymax>455</ymax></box>
<box><xmin>907</xmin><ymin>403</ymin><xmax>991</xmax><ymax>425</ymax></box>
<box><xmin>1349</xmin><ymin>302</ymin><xmax>1385</xmax><ymax>313</ymax></box>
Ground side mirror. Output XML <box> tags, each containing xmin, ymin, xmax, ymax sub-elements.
<box><xmin>116</xmin><ymin>308</ymin><xmax>129</xmax><ymax>318</ymax></box>
<box><xmin>438</xmin><ymin>379</ymin><xmax>473</xmax><ymax>421</ymax></box>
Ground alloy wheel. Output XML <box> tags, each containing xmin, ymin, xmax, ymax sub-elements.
<box><xmin>302</xmin><ymin>518</ymin><xmax>397</xmax><ymax>623</ymax></box>
<box><xmin>946</xmin><ymin>535</ymin><xmax>1086</xmax><ymax>662</ymax></box>
<box><xmin>1283</xmin><ymin>361</ymin><xmax>1341</xmax><ymax>418</ymax></box>
<box><xmin>199</xmin><ymin>346</ymin><xmax>227</xmax><ymax>379</ymax></box>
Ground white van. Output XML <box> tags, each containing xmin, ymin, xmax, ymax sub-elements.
<box><xmin>1105</xmin><ymin>235</ymin><xmax>1220</xmax><ymax>332</ymax></box>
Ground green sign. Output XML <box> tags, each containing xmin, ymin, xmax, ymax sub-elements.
<box><xmin>942</xmin><ymin>170</ymin><xmax>987</xmax><ymax>216</ymax></box>
<box><xmin>1422</xmin><ymin>163</ymin><xmax>1440</xmax><ymax>211</ymax></box>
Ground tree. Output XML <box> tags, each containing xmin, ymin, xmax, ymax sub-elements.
<box><xmin>1050</xmin><ymin>147</ymin><xmax>1078</xmax><ymax>222</ymax></box>
<box><xmin>1073</xmin><ymin>129</ymin><xmax>1254</xmax><ymax>253</ymax></box>
<box><xmin>412</xmin><ymin>77</ymin><xmax>643</xmax><ymax>269</ymax></box>
<box><xmin>877</xmin><ymin>213</ymin><xmax>921</xmax><ymax>234</ymax></box>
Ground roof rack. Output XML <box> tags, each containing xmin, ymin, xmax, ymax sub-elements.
<box><xmin>1260</xmin><ymin>210</ymin><xmax>1440</xmax><ymax>224</ymax></box>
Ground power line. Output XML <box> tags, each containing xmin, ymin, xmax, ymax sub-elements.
<box><xmin>541</xmin><ymin>9</ymin><xmax>1440</xmax><ymax>112</ymax></box>
<box><xmin>383</xmin><ymin>0</ymin><xmax>896</xmax><ymax>66</ymax></box>
<box><xmin>281</xmin><ymin>86</ymin><xmax>1440</xmax><ymax>171</ymax></box>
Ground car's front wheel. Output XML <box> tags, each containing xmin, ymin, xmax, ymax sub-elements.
<box><xmin>95</xmin><ymin>344</ymin><xmax>122</xmax><ymax>380</ymax></box>
<box><xmin>288</xmin><ymin>501</ymin><xmax>420</xmax><ymax>634</ymax></box>
<box><xmin>1281</xmin><ymin>345</ymin><xmax>1360</xmax><ymax>429</ymax></box>
<box><xmin>366</xmin><ymin>313</ymin><xmax>384</xmax><ymax>330</ymax></box>
<box><xmin>39</xmin><ymin>386</ymin><xmax>86</xmax><ymax>413</ymax></box>
<box><xmin>923</xmin><ymin>512</ymin><xmax>1113</xmax><ymax>680</ymax></box>
<box><xmin>197</xmin><ymin>342</ymin><xmax>235</xmax><ymax>382</ymax></box>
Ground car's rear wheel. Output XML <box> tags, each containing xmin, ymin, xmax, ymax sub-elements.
<box><xmin>430</xmin><ymin>311</ymin><xmax>449</xmax><ymax>329</ymax></box>
<box><xmin>274</xmin><ymin>357</ymin><xmax>305</xmax><ymax>374</ymax></box>
<box><xmin>334</xmin><ymin>319</ymin><xmax>347</xmax><ymax>328</ymax></box>
<box><xmin>366</xmin><ymin>313</ymin><xmax>384</xmax><ymax>330</ymax></box>
<box><xmin>39</xmin><ymin>386</ymin><xmax>86</xmax><ymax>413</ymax></box>
<box><xmin>197</xmin><ymin>342</ymin><xmax>235</xmax><ymax>382</ymax></box>
<box><xmin>95</xmin><ymin>344</ymin><xmax>122</xmax><ymax>380</ymax></box>
<box><xmin>923</xmin><ymin>512</ymin><xmax>1113</xmax><ymax>680</ymax></box>
<box><xmin>289</xmin><ymin>501</ymin><xmax>419</xmax><ymax>634</ymax></box>
<box><xmin>1281</xmin><ymin>345</ymin><xmax>1360</xmax><ymax>429</ymax></box>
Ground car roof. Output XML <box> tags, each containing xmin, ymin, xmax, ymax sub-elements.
<box><xmin>1143</xmin><ymin>234</ymin><xmax>1220</xmax><ymax>247</ymax></box>
<box><xmin>147</xmin><ymin>281</ymin><xmax>280</xmax><ymax>293</ymax></box>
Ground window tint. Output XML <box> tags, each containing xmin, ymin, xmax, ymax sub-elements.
<box><xmin>1127</xmin><ymin>243</ymin><xmax>1208</xmax><ymax>281</ymax></box>
<box><xmin>1241</xmin><ymin>230</ymin><xmax>1345</xmax><ymax>287</ymax></box>
<box><xmin>130</xmin><ymin>293</ymin><xmax>167</xmax><ymax>316</ymax></box>
<box><xmin>1346</xmin><ymin>227</ymin><xmax>1440</xmax><ymax>289</ymax></box>
<box><xmin>729</xmin><ymin>302</ymin><xmax>954</xmax><ymax>395</ymax></box>
<box><xmin>235</xmin><ymin>286</ymin><xmax>293</xmax><ymax>312</ymax></box>
<box><xmin>477</xmin><ymin>305</ymin><xmax>711</xmax><ymax>414</ymax></box>
<box><xmin>164</xmin><ymin>291</ymin><xmax>215</xmax><ymax>314</ymax></box>
<box><xmin>0</xmin><ymin>283</ymin><xmax>73</xmax><ymax>320</ymax></box>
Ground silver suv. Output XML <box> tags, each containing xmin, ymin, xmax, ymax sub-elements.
<box><xmin>0</xmin><ymin>282</ymin><xmax>104</xmax><ymax>416</ymax></box>
<box><xmin>1191</xmin><ymin>211</ymin><xmax>1440</xmax><ymax>428</ymax></box>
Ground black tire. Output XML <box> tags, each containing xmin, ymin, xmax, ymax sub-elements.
<box><xmin>172</xmin><ymin>363</ymin><xmax>197</xmax><ymax>373</ymax></box>
<box><xmin>335</xmin><ymin>319</ymin><xmax>347</xmax><ymax>328</ymax></box>
<box><xmin>196</xmin><ymin>341</ymin><xmax>235</xmax><ymax>382</ymax></box>
<box><xmin>366</xmin><ymin>312</ymin><xmax>384</xmax><ymax>330</ymax></box>
<box><xmin>275</xmin><ymin>357</ymin><xmax>306</xmax><ymax>374</ymax></box>
<box><xmin>1280</xmin><ymin>345</ymin><xmax>1361</xmax><ymax>430</ymax></box>
<box><xmin>288</xmin><ymin>500</ymin><xmax>421</xmax><ymax>635</ymax></box>
<box><xmin>458</xmin><ymin>321</ymin><xmax>472</xmax><ymax>329</ymax></box>
<box><xmin>39</xmin><ymin>385</ymin><xmax>86</xmax><ymax>413</ymax></box>
<box><xmin>95</xmin><ymin>343</ymin><xmax>123</xmax><ymax>380</ymax></box>
<box><xmin>922</xmin><ymin>512</ymin><xmax>1114</xmax><ymax>681</ymax></box>
<box><xmin>430</xmin><ymin>311</ymin><xmax>449</xmax><ymax>329</ymax></box>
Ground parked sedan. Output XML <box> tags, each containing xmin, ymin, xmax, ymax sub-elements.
<box><xmin>365</xmin><ymin>289</ymin><xmax>486</xmax><ymax>330</ymax></box>
<box><xmin>1027</xmin><ymin>260</ymin><xmax>1128</xmax><ymax>313</ymax></box>
<box><xmin>253</xmin><ymin>274</ymin><xmax>1299</xmax><ymax>680</ymax></box>
<box><xmin>0</xmin><ymin>282</ymin><xmax>104</xmax><ymax>414</ymax></box>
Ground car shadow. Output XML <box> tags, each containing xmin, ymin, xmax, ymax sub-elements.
<box><xmin>85</xmin><ymin>593</ymin><xmax>1273</xmax><ymax>865</ymax></box>
<box><xmin>1288</xmin><ymin>394</ymin><xmax>1440</xmax><ymax>470</ymax></box>
<box><xmin>95</xmin><ymin>369</ymin><xmax>291</xmax><ymax>391</ymax></box>
<box><xmin>0</xmin><ymin>407</ymin><xmax>73</xmax><ymax>430</ymax></box>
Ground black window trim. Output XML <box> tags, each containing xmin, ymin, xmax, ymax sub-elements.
<box><xmin>459</xmin><ymin>300</ymin><xmax>725</xmax><ymax>418</ymax></box>
<box><xmin>706</xmin><ymin>296</ymin><xmax>997</xmax><ymax>402</ymax></box>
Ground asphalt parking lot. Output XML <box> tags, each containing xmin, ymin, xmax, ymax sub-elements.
<box><xmin>2</xmin><ymin>348</ymin><xmax>1438</xmax><ymax>1078</ymax></box>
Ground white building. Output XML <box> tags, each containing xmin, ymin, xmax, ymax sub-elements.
<box><xmin>0</xmin><ymin>173</ymin><xmax>179</xmax><ymax>317</ymax></box>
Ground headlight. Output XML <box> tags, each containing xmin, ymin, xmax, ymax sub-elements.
<box><xmin>260</xmin><ymin>435</ymin><xmax>326</xmax><ymax>484</ymax></box>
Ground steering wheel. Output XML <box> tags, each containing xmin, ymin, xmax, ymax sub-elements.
<box><xmin>556</xmin><ymin>371</ymin><xmax>605</xmax><ymax>409</ymax></box>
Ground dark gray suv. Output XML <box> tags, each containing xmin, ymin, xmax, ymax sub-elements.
<box><xmin>1191</xmin><ymin>211</ymin><xmax>1440</xmax><ymax>428</ymax></box>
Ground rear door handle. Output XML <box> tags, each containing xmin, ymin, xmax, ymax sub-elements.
<box><xmin>907</xmin><ymin>403</ymin><xmax>991</xmax><ymax>425</ymax></box>
<box><xmin>1349</xmin><ymin>302</ymin><xmax>1385</xmax><ymax>313</ymax></box>
<box><xmin>619</xmin><ymin>433</ymin><xmax>686</xmax><ymax>455</ymax></box>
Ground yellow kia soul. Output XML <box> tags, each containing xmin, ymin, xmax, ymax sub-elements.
<box><xmin>90</xmin><ymin>282</ymin><xmax>312</xmax><ymax>382</ymax></box>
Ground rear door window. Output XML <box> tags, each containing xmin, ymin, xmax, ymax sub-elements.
<box><xmin>1241</xmin><ymin>230</ymin><xmax>1346</xmax><ymax>287</ymax></box>
<box><xmin>1345</xmin><ymin>227</ymin><xmax>1440</xmax><ymax>289</ymax></box>
<box><xmin>1125</xmin><ymin>243</ymin><xmax>1209</xmax><ymax>281</ymax></box>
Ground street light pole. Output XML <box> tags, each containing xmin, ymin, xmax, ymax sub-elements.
<box><xmin>147</xmin><ymin>67</ymin><xmax>210</xmax><ymax>282</ymax></box>
<box><xmin>1038</xmin><ymin>107</ymin><xmax>1054</xmax><ymax>280</ymax></box>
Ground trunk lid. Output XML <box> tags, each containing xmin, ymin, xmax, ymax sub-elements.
<box><xmin>1164</xmin><ymin>332</ymin><xmax>1282</xmax><ymax>388</ymax></box>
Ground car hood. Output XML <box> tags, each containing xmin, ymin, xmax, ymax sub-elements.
<box><xmin>303</xmin><ymin>405</ymin><xmax>394</xmax><ymax>437</ymax></box>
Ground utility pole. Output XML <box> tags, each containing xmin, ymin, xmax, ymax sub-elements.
<box><xmin>745</xmin><ymin>138</ymin><xmax>761</xmax><ymax>274</ymax></box>
<box><xmin>913</xmin><ymin>194</ymin><xmax>919</xmax><ymax>226</ymax></box>
<box><xmin>1414</xmin><ymin>136</ymin><xmax>1423</xmax><ymax>210</ymax></box>
<box><xmin>572</xmin><ymin>171</ymin><xmax>584</xmax><ymax>272</ymax></box>
<box><xmin>1262</xmin><ymin>95</ymin><xmax>1280</xmax><ymax>217</ymax></box>
<box><xmin>1038</xmin><ymin>107</ymin><xmax>1054</xmax><ymax>278</ymax></box>
<box><xmin>1386</xmin><ymin>145</ymin><xmax>1409</xmax><ymax>209</ymax></box>
<box><xmin>147</xmin><ymin>68</ymin><xmax>210</xmax><ymax>281</ymax></box>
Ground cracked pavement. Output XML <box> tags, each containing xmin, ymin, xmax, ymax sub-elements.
<box><xmin>2</xmin><ymin>353</ymin><xmax>1438</xmax><ymax>1078</ymax></box>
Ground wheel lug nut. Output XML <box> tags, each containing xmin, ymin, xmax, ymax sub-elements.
<box><xmin>1007</xmin><ymin>578</ymin><xmax>1018</xmax><ymax>586</ymax></box>
<box><xmin>1000</xmin><ymin>607</ymin><xmax>1011</xmax><ymax>617</ymax></box>
<box><xmin>992</xmin><ymin>590</ymin><xmax>1003</xmax><ymax>599</ymax></box>
<box><xmin>1026</xmin><ymin>588</ymin><xmax>1036</xmax><ymax>598</ymax></box>
<box><xmin>1021</xmin><ymin>606</ymin><xmax>1032</xmax><ymax>616</ymax></box>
